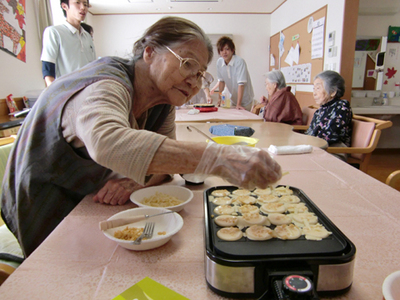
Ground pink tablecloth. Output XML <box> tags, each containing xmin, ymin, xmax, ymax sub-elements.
<box><xmin>1</xmin><ymin>148</ymin><xmax>399</xmax><ymax>299</ymax></box>
<box><xmin>175</xmin><ymin>107</ymin><xmax>263</xmax><ymax>122</ymax></box>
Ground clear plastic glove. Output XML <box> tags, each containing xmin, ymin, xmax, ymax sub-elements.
<box><xmin>194</xmin><ymin>143</ymin><xmax>282</xmax><ymax>190</ymax></box>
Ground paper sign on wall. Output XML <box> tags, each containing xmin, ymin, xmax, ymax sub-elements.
<box><xmin>311</xmin><ymin>17</ymin><xmax>325</xmax><ymax>59</ymax></box>
<box><xmin>284</xmin><ymin>43</ymin><xmax>300</xmax><ymax>67</ymax></box>
<box><xmin>270</xmin><ymin>54</ymin><xmax>275</xmax><ymax>66</ymax></box>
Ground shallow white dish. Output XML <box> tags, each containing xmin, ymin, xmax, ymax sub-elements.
<box><xmin>382</xmin><ymin>270</ymin><xmax>400</xmax><ymax>300</ymax></box>
<box><xmin>102</xmin><ymin>207</ymin><xmax>183</xmax><ymax>251</ymax></box>
<box><xmin>130</xmin><ymin>185</ymin><xmax>193</xmax><ymax>212</ymax></box>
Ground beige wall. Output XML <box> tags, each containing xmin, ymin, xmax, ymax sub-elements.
<box><xmin>90</xmin><ymin>13</ymin><xmax>271</xmax><ymax>102</ymax></box>
<box><xmin>0</xmin><ymin>0</ymin><xmax>45</xmax><ymax>98</ymax></box>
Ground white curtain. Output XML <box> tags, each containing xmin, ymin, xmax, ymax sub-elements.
<box><xmin>33</xmin><ymin>0</ymin><xmax>53</xmax><ymax>43</ymax></box>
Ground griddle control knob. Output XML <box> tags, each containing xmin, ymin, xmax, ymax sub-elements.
<box><xmin>282</xmin><ymin>275</ymin><xmax>313</xmax><ymax>299</ymax></box>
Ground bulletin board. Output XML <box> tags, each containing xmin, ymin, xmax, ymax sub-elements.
<box><xmin>269</xmin><ymin>6</ymin><xmax>327</xmax><ymax>84</ymax></box>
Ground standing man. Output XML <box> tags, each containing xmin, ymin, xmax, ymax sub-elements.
<box><xmin>41</xmin><ymin>0</ymin><xmax>96</xmax><ymax>87</ymax></box>
<box><xmin>216</xmin><ymin>36</ymin><xmax>254</xmax><ymax>111</ymax></box>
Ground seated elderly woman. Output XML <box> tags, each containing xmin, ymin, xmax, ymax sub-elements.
<box><xmin>260</xmin><ymin>70</ymin><xmax>302</xmax><ymax>125</ymax></box>
<box><xmin>305</xmin><ymin>70</ymin><xmax>352</xmax><ymax>160</ymax></box>
<box><xmin>1</xmin><ymin>16</ymin><xmax>281</xmax><ymax>257</ymax></box>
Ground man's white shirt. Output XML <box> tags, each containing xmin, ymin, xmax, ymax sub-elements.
<box><xmin>41</xmin><ymin>21</ymin><xmax>96</xmax><ymax>78</ymax></box>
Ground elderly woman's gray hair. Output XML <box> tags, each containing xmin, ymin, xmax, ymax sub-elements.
<box><xmin>266</xmin><ymin>70</ymin><xmax>286</xmax><ymax>89</ymax></box>
<box><xmin>315</xmin><ymin>70</ymin><xmax>345</xmax><ymax>99</ymax></box>
<box><xmin>133</xmin><ymin>16</ymin><xmax>213</xmax><ymax>64</ymax></box>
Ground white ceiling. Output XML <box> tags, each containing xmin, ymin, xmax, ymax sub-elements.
<box><xmin>87</xmin><ymin>0</ymin><xmax>400</xmax><ymax>15</ymax></box>
<box><xmin>88</xmin><ymin>0</ymin><xmax>287</xmax><ymax>14</ymax></box>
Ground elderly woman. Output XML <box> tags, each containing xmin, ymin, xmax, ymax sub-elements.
<box><xmin>1</xmin><ymin>17</ymin><xmax>281</xmax><ymax>257</ymax></box>
<box><xmin>305</xmin><ymin>70</ymin><xmax>352</xmax><ymax>155</ymax></box>
<box><xmin>260</xmin><ymin>70</ymin><xmax>302</xmax><ymax>125</ymax></box>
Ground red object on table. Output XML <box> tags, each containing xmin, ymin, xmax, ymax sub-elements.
<box><xmin>195</xmin><ymin>107</ymin><xmax>218</xmax><ymax>112</ymax></box>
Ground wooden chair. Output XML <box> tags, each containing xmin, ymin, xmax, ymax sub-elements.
<box><xmin>386</xmin><ymin>170</ymin><xmax>400</xmax><ymax>188</ymax></box>
<box><xmin>251</xmin><ymin>102</ymin><xmax>265</xmax><ymax>116</ymax></box>
<box><xmin>327</xmin><ymin>115</ymin><xmax>392</xmax><ymax>172</ymax></box>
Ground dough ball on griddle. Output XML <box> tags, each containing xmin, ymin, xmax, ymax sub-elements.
<box><xmin>217</xmin><ymin>227</ymin><xmax>243</xmax><ymax>241</ymax></box>
<box><xmin>246</xmin><ymin>225</ymin><xmax>274</xmax><ymax>241</ymax></box>
<box><xmin>260</xmin><ymin>202</ymin><xmax>286</xmax><ymax>214</ymax></box>
<box><xmin>268</xmin><ymin>213</ymin><xmax>292</xmax><ymax>225</ymax></box>
<box><xmin>214</xmin><ymin>204</ymin><xmax>235</xmax><ymax>215</ymax></box>
<box><xmin>232</xmin><ymin>189</ymin><xmax>251</xmax><ymax>196</ymax></box>
<box><xmin>211</xmin><ymin>189</ymin><xmax>231</xmax><ymax>197</ymax></box>
<box><xmin>213</xmin><ymin>196</ymin><xmax>232</xmax><ymax>205</ymax></box>
<box><xmin>214</xmin><ymin>215</ymin><xmax>238</xmax><ymax>227</ymax></box>
<box><xmin>274</xmin><ymin>224</ymin><xmax>301</xmax><ymax>240</ymax></box>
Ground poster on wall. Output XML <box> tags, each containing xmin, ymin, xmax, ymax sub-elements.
<box><xmin>0</xmin><ymin>0</ymin><xmax>26</xmax><ymax>62</ymax></box>
<box><xmin>281</xmin><ymin>63</ymin><xmax>312</xmax><ymax>84</ymax></box>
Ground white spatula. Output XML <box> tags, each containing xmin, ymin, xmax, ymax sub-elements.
<box><xmin>99</xmin><ymin>210</ymin><xmax>174</xmax><ymax>231</ymax></box>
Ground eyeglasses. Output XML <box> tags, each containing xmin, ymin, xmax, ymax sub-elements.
<box><xmin>166</xmin><ymin>46</ymin><xmax>214</xmax><ymax>87</ymax></box>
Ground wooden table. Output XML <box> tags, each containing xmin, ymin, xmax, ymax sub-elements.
<box><xmin>176</xmin><ymin>121</ymin><xmax>328</xmax><ymax>149</ymax></box>
<box><xmin>1</xmin><ymin>148</ymin><xmax>399</xmax><ymax>300</ymax></box>
<box><xmin>175</xmin><ymin>107</ymin><xmax>264</xmax><ymax>122</ymax></box>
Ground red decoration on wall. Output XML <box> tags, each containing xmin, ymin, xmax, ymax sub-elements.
<box><xmin>385</xmin><ymin>67</ymin><xmax>397</xmax><ymax>79</ymax></box>
<box><xmin>0</xmin><ymin>0</ymin><xmax>26</xmax><ymax>62</ymax></box>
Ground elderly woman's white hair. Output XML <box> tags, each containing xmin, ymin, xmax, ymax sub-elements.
<box><xmin>133</xmin><ymin>16</ymin><xmax>213</xmax><ymax>64</ymax></box>
<box><xmin>265</xmin><ymin>70</ymin><xmax>287</xmax><ymax>90</ymax></box>
<box><xmin>314</xmin><ymin>70</ymin><xmax>345</xmax><ymax>99</ymax></box>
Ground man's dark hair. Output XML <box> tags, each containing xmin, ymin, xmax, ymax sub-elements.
<box><xmin>217</xmin><ymin>36</ymin><xmax>236</xmax><ymax>55</ymax></box>
<box><xmin>60</xmin><ymin>0</ymin><xmax>90</xmax><ymax>18</ymax></box>
<box><xmin>60</xmin><ymin>0</ymin><xmax>69</xmax><ymax>18</ymax></box>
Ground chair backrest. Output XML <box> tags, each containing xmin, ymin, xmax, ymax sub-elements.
<box><xmin>301</xmin><ymin>106</ymin><xmax>317</xmax><ymax>126</ymax></box>
<box><xmin>350</xmin><ymin>119</ymin><xmax>375</xmax><ymax>160</ymax></box>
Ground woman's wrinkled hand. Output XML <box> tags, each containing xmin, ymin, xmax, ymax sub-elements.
<box><xmin>260</xmin><ymin>95</ymin><xmax>267</xmax><ymax>104</ymax></box>
<box><xmin>93</xmin><ymin>178</ymin><xmax>143</xmax><ymax>205</ymax></box>
<box><xmin>194</xmin><ymin>143</ymin><xmax>282</xmax><ymax>190</ymax></box>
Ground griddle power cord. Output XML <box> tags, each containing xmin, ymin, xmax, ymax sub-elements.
<box><xmin>256</xmin><ymin>288</ymin><xmax>269</xmax><ymax>300</ymax></box>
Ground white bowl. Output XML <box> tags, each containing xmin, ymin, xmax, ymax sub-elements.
<box><xmin>130</xmin><ymin>186</ymin><xmax>193</xmax><ymax>212</ymax></box>
<box><xmin>102</xmin><ymin>207</ymin><xmax>183</xmax><ymax>251</ymax></box>
<box><xmin>383</xmin><ymin>270</ymin><xmax>400</xmax><ymax>300</ymax></box>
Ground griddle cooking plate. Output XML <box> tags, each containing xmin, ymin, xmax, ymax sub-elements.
<box><xmin>204</xmin><ymin>186</ymin><xmax>349</xmax><ymax>259</ymax></box>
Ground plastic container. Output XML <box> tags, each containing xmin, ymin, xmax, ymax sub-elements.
<box><xmin>221</xmin><ymin>88</ymin><xmax>231</xmax><ymax>108</ymax></box>
<box><xmin>382</xmin><ymin>93</ymin><xmax>389</xmax><ymax>106</ymax></box>
<box><xmin>395</xmin><ymin>82</ymin><xmax>400</xmax><ymax>96</ymax></box>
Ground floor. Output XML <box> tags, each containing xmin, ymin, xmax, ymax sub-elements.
<box><xmin>366</xmin><ymin>148</ymin><xmax>400</xmax><ymax>191</ymax></box>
